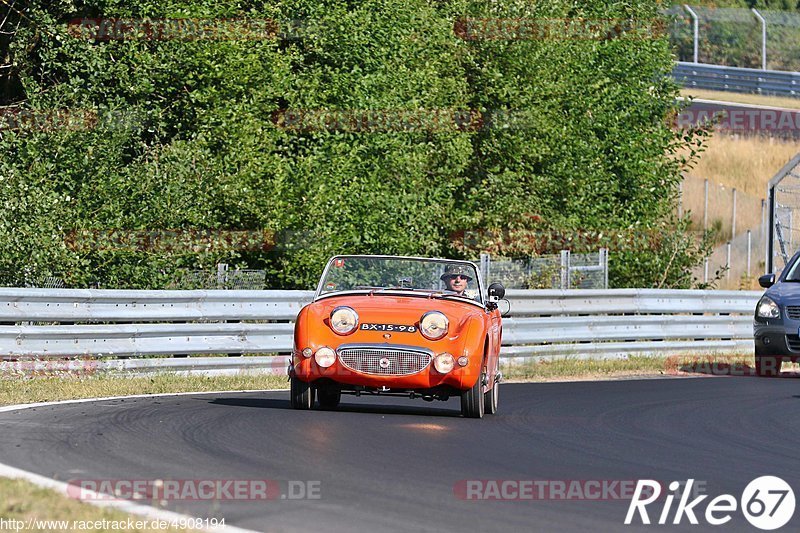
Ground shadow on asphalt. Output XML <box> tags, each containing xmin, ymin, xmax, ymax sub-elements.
<box><xmin>209</xmin><ymin>396</ymin><xmax>462</xmax><ymax>417</ymax></box>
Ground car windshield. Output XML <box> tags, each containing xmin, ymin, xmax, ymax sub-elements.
<box><xmin>317</xmin><ymin>256</ymin><xmax>482</xmax><ymax>303</ymax></box>
<box><xmin>781</xmin><ymin>253</ymin><xmax>800</xmax><ymax>281</ymax></box>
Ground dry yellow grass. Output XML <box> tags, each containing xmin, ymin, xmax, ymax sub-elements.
<box><xmin>684</xmin><ymin>134</ymin><xmax>799</xmax><ymax>197</ymax></box>
<box><xmin>680</xmin><ymin>89</ymin><xmax>800</xmax><ymax>110</ymax></box>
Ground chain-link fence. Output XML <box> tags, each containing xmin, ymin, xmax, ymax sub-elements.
<box><xmin>478</xmin><ymin>250</ymin><xmax>608</xmax><ymax>290</ymax></box>
<box><xmin>2</xmin><ymin>264</ymin><xmax>266</xmax><ymax>290</ymax></box>
<box><xmin>665</xmin><ymin>6</ymin><xmax>800</xmax><ymax>72</ymax></box>
<box><xmin>167</xmin><ymin>264</ymin><xmax>266</xmax><ymax>290</ymax></box>
<box><xmin>768</xmin><ymin>154</ymin><xmax>800</xmax><ymax>276</ymax></box>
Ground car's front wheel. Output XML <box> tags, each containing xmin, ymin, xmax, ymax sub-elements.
<box><xmin>317</xmin><ymin>387</ymin><xmax>341</xmax><ymax>409</ymax></box>
<box><xmin>290</xmin><ymin>376</ymin><xmax>315</xmax><ymax>409</ymax></box>
<box><xmin>755</xmin><ymin>355</ymin><xmax>783</xmax><ymax>377</ymax></box>
<box><xmin>461</xmin><ymin>372</ymin><xmax>485</xmax><ymax>419</ymax></box>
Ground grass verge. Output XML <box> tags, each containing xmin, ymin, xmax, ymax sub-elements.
<box><xmin>0</xmin><ymin>373</ymin><xmax>288</xmax><ymax>407</ymax></box>
<box><xmin>0</xmin><ymin>478</ymin><xmax>195</xmax><ymax>532</ymax></box>
<box><xmin>680</xmin><ymin>88</ymin><xmax>800</xmax><ymax>110</ymax></box>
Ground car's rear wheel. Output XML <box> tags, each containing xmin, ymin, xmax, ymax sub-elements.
<box><xmin>461</xmin><ymin>372</ymin><xmax>485</xmax><ymax>419</ymax></box>
<box><xmin>755</xmin><ymin>355</ymin><xmax>783</xmax><ymax>377</ymax></box>
<box><xmin>290</xmin><ymin>376</ymin><xmax>314</xmax><ymax>409</ymax></box>
<box><xmin>484</xmin><ymin>376</ymin><xmax>499</xmax><ymax>415</ymax></box>
<box><xmin>317</xmin><ymin>387</ymin><xmax>341</xmax><ymax>409</ymax></box>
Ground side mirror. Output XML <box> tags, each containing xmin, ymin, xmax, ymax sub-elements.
<box><xmin>487</xmin><ymin>282</ymin><xmax>505</xmax><ymax>303</ymax></box>
<box><xmin>759</xmin><ymin>274</ymin><xmax>776</xmax><ymax>289</ymax></box>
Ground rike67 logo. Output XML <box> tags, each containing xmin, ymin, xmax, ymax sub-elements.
<box><xmin>625</xmin><ymin>477</ymin><xmax>795</xmax><ymax>530</ymax></box>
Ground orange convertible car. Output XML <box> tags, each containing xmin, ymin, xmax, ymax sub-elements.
<box><xmin>289</xmin><ymin>255</ymin><xmax>506</xmax><ymax>418</ymax></box>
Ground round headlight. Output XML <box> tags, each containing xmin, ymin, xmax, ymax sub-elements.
<box><xmin>330</xmin><ymin>306</ymin><xmax>359</xmax><ymax>335</ymax></box>
<box><xmin>433</xmin><ymin>353</ymin><xmax>455</xmax><ymax>373</ymax></box>
<box><xmin>420</xmin><ymin>311</ymin><xmax>449</xmax><ymax>340</ymax></box>
<box><xmin>314</xmin><ymin>347</ymin><xmax>336</xmax><ymax>368</ymax></box>
<box><xmin>757</xmin><ymin>297</ymin><xmax>780</xmax><ymax>319</ymax></box>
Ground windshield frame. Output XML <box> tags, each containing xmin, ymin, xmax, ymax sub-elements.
<box><xmin>313</xmin><ymin>255</ymin><xmax>485</xmax><ymax>306</ymax></box>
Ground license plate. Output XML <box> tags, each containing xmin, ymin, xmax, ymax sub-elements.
<box><xmin>360</xmin><ymin>323</ymin><xmax>417</xmax><ymax>333</ymax></box>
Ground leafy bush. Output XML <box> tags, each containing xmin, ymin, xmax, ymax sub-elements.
<box><xmin>1</xmin><ymin>0</ymin><xmax>708</xmax><ymax>289</ymax></box>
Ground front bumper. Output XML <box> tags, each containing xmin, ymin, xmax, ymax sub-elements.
<box><xmin>291</xmin><ymin>344</ymin><xmax>477</xmax><ymax>391</ymax></box>
<box><xmin>753</xmin><ymin>321</ymin><xmax>800</xmax><ymax>359</ymax></box>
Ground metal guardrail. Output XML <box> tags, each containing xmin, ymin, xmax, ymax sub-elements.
<box><xmin>673</xmin><ymin>62</ymin><xmax>800</xmax><ymax>97</ymax></box>
<box><xmin>0</xmin><ymin>288</ymin><xmax>763</xmax><ymax>369</ymax></box>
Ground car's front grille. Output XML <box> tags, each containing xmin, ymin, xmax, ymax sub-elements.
<box><xmin>787</xmin><ymin>306</ymin><xmax>800</xmax><ymax>319</ymax></box>
<box><xmin>786</xmin><ymin>335</ymin><xmax>800</xmax><ymax>351</ymax></box>
<box><xmin>337</xmin><ymin>344</ymin><xmax>432</xmax><ymax>376</ymax></box>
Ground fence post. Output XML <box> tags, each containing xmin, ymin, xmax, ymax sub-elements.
<box><xmin>747</xmin><ymin>230</ymin><xmax>752</xmax><ymax>277</ymax></box>
<box><xmin>704</xmin><ymin>258</ymin><xmax>709</xmax><ymax>283</ymax></box>
<box><xmin>479</xmin><ymin>253</ymin><xmax>490</xmax><ymax>286</ymax></box>
<box><xmin>752</xmin><ymin>8</ymin><xmax>767</xmax><ymax>71</ymax></box>
<box><xmin>560</xmin><ymin>250</ymin><xmax>571</xmax><ymax>289</ymax></box>
<box><xmin>726</xmin><ymin>242</ymin><xmax>732</xmax><ymax>282</ymax></box>
<box><xmin>684</xmin><ymin>4</ymin><xmax>699</xmax><ymax>63</ymax></box>
<box><xmin>217</xmin><ymin>263</ymin><xmax>229</xmax><ymax>289</ymax></box>
<box><xmin>601</xmin><ymin>248</ymin><xmax>609</xmax><ymax>289</ymax></box>
<box><xmin>732</xmin><ymin>188</ymin><xmax>737</xmax><ymax>239</ymax></box>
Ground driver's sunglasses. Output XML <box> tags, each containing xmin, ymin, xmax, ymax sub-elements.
<box><xmin>448</xmin><ymin>275</ymin><xmax>469</xmax><ymax>281</ymax></box>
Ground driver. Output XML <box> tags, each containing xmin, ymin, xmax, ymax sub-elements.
<box><xmin>441</xmin><ymin>264</ymin><xmax>472</xmax><ymax>296</ymax></box>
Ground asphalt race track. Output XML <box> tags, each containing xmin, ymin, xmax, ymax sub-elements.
<box><xmin>1</xmin><ymin>377</ymin><xmax>798</xmax><ymax>532</ymax></box>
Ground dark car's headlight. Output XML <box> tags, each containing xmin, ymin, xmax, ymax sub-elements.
<box><xmin>330</xmin><ymin>306</ymin><xmax>359</xmax><ymax>335</ymax></box>
<box><xmin>420</xmin><ymin>311</ymin><xmax>448</xmax><ymax>340</ymax></box>
<box><xmin>756</xmin><ymin>297</ymin><xmax>780</xmax><ymax>319</ymax></box>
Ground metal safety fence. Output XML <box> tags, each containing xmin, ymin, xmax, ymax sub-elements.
<box><xmin>0</xmin><ymin>288</ymin><xmax>763</xmax><ymax>375</ymax></box>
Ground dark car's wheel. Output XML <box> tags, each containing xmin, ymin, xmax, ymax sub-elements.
<box><xmin>317</xmin><ymin>387</ymin><xmax>341</xmax><ymax>409</ymax></box>
<box><xmin>755</xmin><ymin>355</ymin><xmax>783</xmax><ymax>377</ymax></box>
<box><xmin>461</xmin><ymin>372</ymin><xmax>485</xmax><ymax>419</ymax></box>
<box><xmin>484</xmin><ymin>376</ymin><xmax>499</xmax><ymax>415</ymax></box>
<box><xmin>290</xmin><ymin>376</ymin><xmax>315</xmax><ymax>409</ymax></box>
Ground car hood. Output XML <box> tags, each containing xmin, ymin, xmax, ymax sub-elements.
<box><xmin>765</xmin><ymin>281</ymin><xmax>800</xmax><ymax>304</ymax></box>
<box><xmin>307</xmin><ymin>293</ymin><xmax>485</xmax><ymax>330</ymax></box>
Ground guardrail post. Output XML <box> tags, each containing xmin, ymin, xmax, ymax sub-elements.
<box><xmin>751</xmin><ymin>8</ymin><xmax>767</xmax><ymax>71</ymax></box>
<box><xmin>684</xmin><ymin>5</ymin><xmax>699</xmax><ymax>63</ymax></box>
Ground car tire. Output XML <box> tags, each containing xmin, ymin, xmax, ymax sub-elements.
<box><xmin>290</xmin><ymin>376</ymin><xmax>314</xmax><ymax>409</ymax></box>
<box><xmin>755</xmin><ymin>355</ymin><xmax>783</xmax><ymax>377</ymax></box>
<box><xmin>484</xmin><ymin>376</ymin><xmax>499</xmax><ymax>415</ymax></box>
<box><xmin>317</xmin><ymin>387</ymin><xmax>341</xmax><ymax>409</ymax></box>
<box><xmin>461</xmin><ymin>372</ymin><xmax>485</xmax><ymax>419</ymax></box>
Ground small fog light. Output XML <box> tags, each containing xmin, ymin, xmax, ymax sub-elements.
<box><xmin>302</xmin><ymin>348</ymin><xmax>313</xmax><ymax>358</ymax></box>
<box><xmin>457</xmin><ymin>356</ymin><xmax>468</xmax><ymax>367</ymax></box>
<box><xmin>314</xmin><ymin>347</ymin><xmax>336</xmax><ymax>368</ymax></box>
<box><xmin>433</xmin><ymin>353</ymin><xmax>455</xmax><ymax>373</ymax></box>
